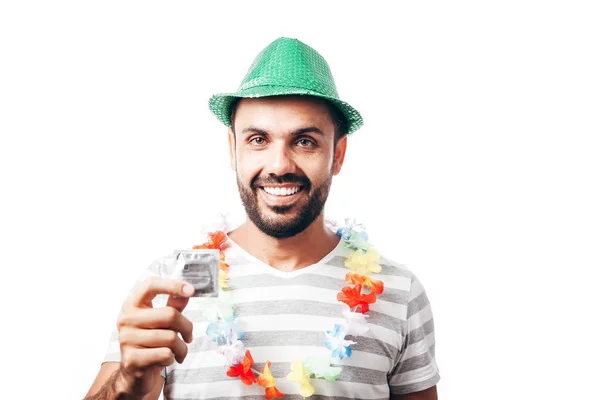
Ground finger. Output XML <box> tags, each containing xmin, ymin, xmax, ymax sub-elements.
<box><xmin>120</xmin><ymin>329</ymin><xmax>189</xmax><ymax>364</ymax></box>
<box><xmin>166</xmin><ymin>294</ymin><xmax>191</xmax><ymax>313</ymax></box>
<box><xmin>125</xmin><ymin>277</ymin><xmax>194</xmax><ymax>309</ymax></box>
<box><xmin>121</xmin><ymin>347</ymin><xmax>175</xmax><ymax>373</ymax></box>
<box><xmin>117</xmin><ymin>307</ymin><xmax>194</xmax><ymax>344</ymax></box>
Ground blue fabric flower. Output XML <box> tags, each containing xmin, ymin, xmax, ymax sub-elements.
<box><xmin>206</xmin><ymin>315</ymin><xmax>244</xmax><ymax>345</ymax></box>
<box><xmin>324</xmin><ymin>324</ymin><xmax>356</xmax><ymax>360</ymax></box>
<box><xmin>336</xmin><ymin>218</ymin><xmax>364</xmax><ymax>240</ymax></box>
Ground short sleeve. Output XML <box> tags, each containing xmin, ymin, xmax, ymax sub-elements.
<box><xmin>388</xmin><ymin>274</ymin><xmax>440</xmax><ymax>394</ymax></box>
<box><xmin>101</xmin><ymin>255</ymin><xmax>173</xmax><ymax>378</ymax></box>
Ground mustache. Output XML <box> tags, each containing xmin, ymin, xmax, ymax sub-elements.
<box><xmin>252</xmin><ymin>173</ymin><xmax>311</xmax><ymax>189</ymax></box>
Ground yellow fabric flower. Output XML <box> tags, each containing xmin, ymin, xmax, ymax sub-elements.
<box><xmin>287</xmin><ymin>359</ymin><xmax>315</xmax><ymax>398</ymax></box>
<box><xmin>345</xmin><ymin>248</ymin><xmax>381</xmax><ymax>275</ymax></box>
<box><xmin>219</xmin><ymin>269</ymin><xmax>228</xmax><ymax>289</ymax></box>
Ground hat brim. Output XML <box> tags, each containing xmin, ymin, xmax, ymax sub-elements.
<box><xmin>208</xmin><ymin>86</ymin><xmax>363</xmax><ymax>135</ymax></box>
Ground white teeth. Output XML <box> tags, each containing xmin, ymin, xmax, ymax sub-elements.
<box><xmin>263</xmin><ymin>186</ymin><xmax>300</xmax><ymax>196</ymax></box>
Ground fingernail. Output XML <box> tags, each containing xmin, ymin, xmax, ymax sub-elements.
<box><xmin>182</xmin><ymin>284</ymin><xmax>194</xmax><ymax>296</ymax></box>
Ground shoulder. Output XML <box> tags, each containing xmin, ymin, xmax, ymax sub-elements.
<box><xmin>378</xmin><ymin>253</ymin><xmax>432</xmax><ymax>304</ymax></box>
<box><xmin>328</xmin><ymin>243</ymin><xmax>418</xmax><ymax>285</ymax></box>
<box><xmin>378</xmin><ymin>253</ymin><xmax>418</xmax><ymax>281</ymax></box>
<box><xmin>375</xmin><ymin>253</ymin><xmax>423</xmax><ymax>310</ymax></box>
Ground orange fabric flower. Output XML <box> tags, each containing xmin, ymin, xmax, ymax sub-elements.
<box><xmin>226</xmin><ymin>350</ymin><xmax>256</xmax><ymax>385</ymax></box>
<box><xmin>337</xmin><ymin>284</ymin><xmax>377</xmax><ymax>314</ymax></box>
<box><xmin>345</xmin><ymin>272</ymin><xmax>384</xmax><ymax>295</ymax></box>
<box><xmin>193</xmin><ymin>231</ymin><xmax>230</xmax><ymax>288</ymax></box>
<box><xmin>264</xmin><ymin>387</ymin><xmax>285</xmax><ymax>399</ymax></box>
<box><xmin>219</xmin><ymin>250</ymin><xmax>229</xmax><ymax>271</ymax></box>
<box><xmin>257</xmin><ymin>361</ymin><xmax>285</xmax><ymax>399</ymax></box>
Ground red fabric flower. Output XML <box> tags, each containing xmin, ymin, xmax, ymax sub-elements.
<box><xmin>226</xmin><ymin>350</ymin><xmax>256</xmax><ymax>385</ymax></box>
<box><xmin>345</xmin><ymin>272</ymin><xmax>384</xmax><ymax>295</ymax></box>
<box><xmin>193</xmin><ymin>230</ymin><xmax>228</xmax><ymax>250</ymax></box>
<box><xmin>193</xmin><ymin>231</ymin><xmax>229</xmax><ymax>272</ymax></box>
<box><xmin>337</xmin><ymin>284</ymin><xmax>377</xmax><ymax>314</ymax></box>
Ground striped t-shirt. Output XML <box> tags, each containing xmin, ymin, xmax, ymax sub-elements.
<box><xmin>103</xmin><ymin>236</ymin><xmax>440</xmax><ymax>399</ymax></box>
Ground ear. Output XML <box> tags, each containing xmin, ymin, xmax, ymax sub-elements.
<box><xmin>227</xmin><ymin>128</ymin><xmax>236</xmax><ymax>171</ymax></box>
<box><xmin>332</xmin><ymin>135</ymin><xmax>347</xmax><ymax>176</ymax></box>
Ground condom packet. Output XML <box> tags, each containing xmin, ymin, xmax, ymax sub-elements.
<box><xmin>170</xmin><ymin>249</ymin><xmax>220</xmax><ymax>298</ymax></box>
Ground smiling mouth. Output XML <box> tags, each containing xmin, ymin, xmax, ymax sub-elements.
<box><xmin>260</xmin><ymin>186</ymin><xmax>304</xmax><ymax>197</ymax></box>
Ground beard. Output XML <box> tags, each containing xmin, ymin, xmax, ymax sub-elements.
<box><xmin>236</xmin><ymin>171</ymin><xmax>333</xmax><ymax>239</ymax></box>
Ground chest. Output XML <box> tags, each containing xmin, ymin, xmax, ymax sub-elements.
<box><xmin>164</xmin><ymin>278</ymin><xmax>405</xmax><ymax>399</ymax></box>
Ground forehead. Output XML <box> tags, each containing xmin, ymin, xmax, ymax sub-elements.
<box><xmin>233</xmin><ymin>96</ymin><xmax>335</xmax><ymax>135</ymax></box>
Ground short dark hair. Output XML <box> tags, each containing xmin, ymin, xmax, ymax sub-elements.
<box><xmin>229</xmin><ymin>96</ymin><xmax>348</xmax><ymax>143</ymax></box>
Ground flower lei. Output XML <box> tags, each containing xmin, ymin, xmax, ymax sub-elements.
<box><xmin>192</xmin><ymin>218</ymin><xmax>384</xmax><ymax>399</ymax></box>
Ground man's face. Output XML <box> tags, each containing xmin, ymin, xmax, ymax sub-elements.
<box><xmin>228</xmin><ymin>96</ymin><xmax>346</xmax><ymax>239</ymax></box>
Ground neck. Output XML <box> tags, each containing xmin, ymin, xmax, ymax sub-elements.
<box><xmin>227</xmin><ymin>214</ymin><xmax>340</xmax><ymax>272</ymax></box>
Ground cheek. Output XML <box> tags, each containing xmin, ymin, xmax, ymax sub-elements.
<box><xmin>303</xmin><ymin>158</ymin><xmax>333</xmax><ymax>184</ymax></box>
<box><xmin>235</xmin><ymin>154</ymin><xmax>260</xmax><ymax>183</ymax></box>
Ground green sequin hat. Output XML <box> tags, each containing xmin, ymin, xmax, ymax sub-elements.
<box><xmin>208</xmin><ymin>37</ymin><xmax>364</xmax><ymax>134</ymax></box>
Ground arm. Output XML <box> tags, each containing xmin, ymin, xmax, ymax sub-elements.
<box><xmin>84</xmin><ymin>277</ymin><xmax>195</xmax><ymax>399</ymax></box>
<box><xmin>388</xmin><ymin>274</ymin><xmax>440</xmax><ymax>397</ymax></box>
<box><xmin>84</xmin><ymin>362</ymin><xmax>164</xmax><ymax>400</ymax></box>
<box><xmin>391</xmin><ymin>385</ymin><xmax>438</xmax><ymax>400</ymax></box>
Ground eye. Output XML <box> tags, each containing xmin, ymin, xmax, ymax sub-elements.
<box><xmin>296</xmin><ymin>138</ymin><xmax>316</xmax><ymax>148</ymax></box>
<box><xmin>249</xmin><ymin>137</ymin><xmax>266</xmax><ymax>146</ymax></box>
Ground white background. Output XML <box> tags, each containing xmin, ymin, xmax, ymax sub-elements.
<box><xmin>1</xmin><ymin>1</ymin><xmax>599</xmax><ymax>399</ymax></box>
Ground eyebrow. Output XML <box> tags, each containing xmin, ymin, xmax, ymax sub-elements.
<box><xmin>241</xmin><ymin>126</ymin><xmax>325</xmax><ymax>137</ymax></box>
<box><xmin>293</xmin><ymin>126</ymin><xmax>324</xmax><ymax>137</ymax></box>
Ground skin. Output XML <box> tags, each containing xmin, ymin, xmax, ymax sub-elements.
<box><xmin>229</xmin><ymin>96</ymin><xmax>437</xmax><ymax>400</ymax></box>
<box><xmin>392</xmin><ymin>387</ymin><xmax>438</xmax><ymax>400</ymax></box>
<box><xmin>227</xmin><ymin>96</ymin><xmax>346</xmax><ymax>271</ymax></box>
<box><xmin>85</xmin><ymin>96</ymin><xmax>437</xmax><ymax>399</ymax></box>
<box><xmin>84</xmin><ymin>278</ymin><xmax>195</xmax><ymax>399</ymax></box>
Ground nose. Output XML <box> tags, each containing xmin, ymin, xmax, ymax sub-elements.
<box><xmin>265</xmin><ymin>141</ymin><xmax>296</xmax><ymax>176</ymax></box>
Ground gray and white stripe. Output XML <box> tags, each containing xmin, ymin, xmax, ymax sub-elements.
<box><xmin>102</xmin><ymin>238</ymin><xmax>439</xmax><ymax>398</ymax></box>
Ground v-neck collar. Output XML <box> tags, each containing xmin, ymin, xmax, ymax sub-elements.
<box><xmin>224</xmin><ymin>232</ymin><xmax>343</xmax><ymax>279</ymax></box>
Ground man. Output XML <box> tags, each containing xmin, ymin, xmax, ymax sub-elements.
<box><xmin>85</xmin><ymin>37</ymin><xmax>439</xmax><ymax>399</ymax></box>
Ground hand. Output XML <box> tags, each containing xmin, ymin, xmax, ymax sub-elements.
<box><xmin>115</xmin><ymin>277</ymin><xmax>195</xmax><ymax>397</ymax></box>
